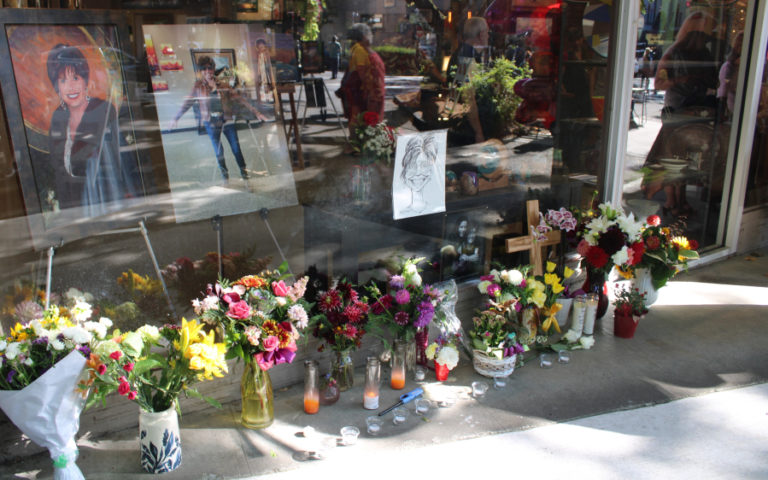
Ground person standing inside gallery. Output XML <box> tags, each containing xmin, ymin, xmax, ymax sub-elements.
<box><xmin>254</xmin><ymin>38</ymin><xmax>274</xmax><ymax>103</ymax></box>
<box><xmin>446</xmin><ymin>16</ymin><xmax>490</xmax><ymax>144</ymax></box>
<box><xmin>327</xmin><ymin>35</ymin><xmax>341</xmax><ymax>79</ymax></box>
<box><xmin>170</xmin><ymin>55</ymin><xmax>268</xmax><ymax>182</ymax></box>
<box><xmin>47</xmin><ymin>43</ymin><xmax>137</xmax><ymax>216</ymax></box>
<box><xmin>339</xmin><ymin>23</ymin><xmax>385</xmax><ymax>149</ymax></box>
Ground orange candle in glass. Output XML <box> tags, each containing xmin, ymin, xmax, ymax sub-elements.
<box><xmin>304</xmin><ymin>396</ymin><xmax>319</xmax><ymax>414</ymax></box>
<box><xmin>390</xmin><ymin>342</ymin><xmax>407</xmax><ymax>389</ymax></box>
<box><xmin>304</xmin><ymin>360</ymin><xmax>320</xmax><ymax>414</ymax></box>
<box><xmin>390</xmin><ymin>372</ymin><xmax>406</xmax><ymax>390</ymax></box>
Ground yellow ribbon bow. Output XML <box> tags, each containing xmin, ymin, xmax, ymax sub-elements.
<box><xmin>540</xmin><ymin>303</ymin><xmax>563</xmax><ymax>334</ymax></box>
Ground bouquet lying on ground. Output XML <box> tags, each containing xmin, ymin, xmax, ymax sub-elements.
<box><xmin>194</xmin><ymin>264</ymin><xmax>311</xmax><ymax>371</ymax></box>
<box><xmin>0</xmin><ymin>302</ymin><xmax>111</xmax><ymax>480</ymax></box>
<box><xmin>84</xmin><ymin>318</ymin><xmax>228</xmax><ymax>413</ymax></box>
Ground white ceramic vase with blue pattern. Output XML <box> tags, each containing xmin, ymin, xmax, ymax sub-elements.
<box><xmin>139</xmin><ymin>403</ymin><xmax>182</xmax><ymax>473</ymax></box>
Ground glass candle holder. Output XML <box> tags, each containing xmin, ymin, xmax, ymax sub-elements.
<box><xmin>366</xmin><ymin>415</ymin><xmax>383</xmax><ymax>435</ymax></box>
<box><xmin>392</xmin><ymin>407</ymin><xmax>409</xmax><ymax>425</ymax></box>
<box><xmin>493</xmin><ymin>375</ymin><xmax>507</xmax><ymax>389</ymax></box>
<box><xmin>414</xmin><ymin>365</ymin><xmax>426</xmax><ymax>382</ymax></box>
<box><xmin>363</xmin><ymin>357</ymin><xmax>380</xmax><ymax>410</ymax></box>
<box><xmin>471</xmin><ymin>381</ymin><xmax>488</xmax><ymax>398</ymax></box>
<box><xmin>558</xmin><ymin>350</ymin><xmax>571</xmax><ymax>364</ymax></box>
<box><xmin>539</xmin><ymin>353</ymin><xmax>554</xmax><ymax>368</ymax></box>
<box><xmin>340</xmin><ymin>426</ymin><xmax>360</xmax><ymax>445</ymax></box>
<box><xmin>414</xmin><ymin>398</ymin><xmax>430</xmax><ymax>415</ymax></box>
<box><xmin>570</xmin><ymin>295</ymin><xmax>587</xmax><ymax>336</ymax></box>
<box><xmin>303</xmin><ymin>360</ymin><xmax>319</xmax><ymax>414</ymax></box>
<box><xmin>390</xmin><ymin>342</ymin><xmax>406</xmax><ymax>390</ymax></box>
<box><xmin>583</xmin><ymin>293</ymin><xmax>598</xmax><ymax>335</ymax></box>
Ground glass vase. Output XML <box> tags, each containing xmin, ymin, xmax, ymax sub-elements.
<box><xmin>518</xmin><ymin>306</ymin><xmax>539</xmax><ymax>346</ymax></box>
<box><xmin>394</xmin><ymin>337</ymin><xmax>416</xmax><ymax>372</ymax></box>
<box><xmin>351</xmin><ymin>164</ymin><xmax>372</xmax><ymax>204</ymax></box>
<box><xmin>240</xmin><ymin>362</ymin><xmax>274</xmax><ymax>429</ymax></box>
<box><xmin>414</xmin><ymin>328</ymin><xmax>429</xmax><ymax>366</ymax></box>
<box><xmin>330</xmin><ymin>349</ymin><xmax>355</xmax><ymax>391</ymax></box>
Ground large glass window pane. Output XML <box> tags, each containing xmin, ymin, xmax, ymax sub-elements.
<box><xmin>0</xmin><ymin>1</ymin><xmax>618</xmax><ymax>335</ymax></box>
<box><xmin>622</xmin><ymin>0</ymin><xmax>750</xmax><ymax>251</ymax></box>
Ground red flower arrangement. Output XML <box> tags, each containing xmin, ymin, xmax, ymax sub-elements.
<box><xmin>311</xmin><ymin>281</ymin><xmax>370</xmax><ymax>352</ymax></box>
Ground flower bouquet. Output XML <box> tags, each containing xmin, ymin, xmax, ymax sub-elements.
<box><xmin>0</xmin><ymin>303</ymin><xmax>110</xmax><ymax>480</ymax></box>
<box><xmin>467</xmin><ymin>305</ymin><xmax>523</xmax><ymax>378</ymax></box>
<box><xmin>84</xmin><ymin>319</ymin><xmax>227</xmax><ymax>473</ymax></box>
<box><xmin>612</xmin><ymin>285</ymin><xmax>649</xmax><ymax>338</ymax></box>
<box><xmin>310</xmin><ymin>280</ymin><xmax>370</xmax><ymax>390</ymax></box>
<box><xmin>425</xmin><ymin>332</ymin><xmax>461</xmax><ymax>381</ymax></box>
<box><xmin>351</xmin><ymin>111</ymin><xmax>396</xmax><ymax>165</ymax></box>
<box><xmin>193</xmin><ymin>263</ymin><xmax>311</xmax><ymax>429</ymax></box>
<box><xmin>576</xmin><ymin>203</ymin><xmax>646</xmax><ymax>276</ymax></box>
<box><xmin>367</xmin><ymin>258</ymin><xmax>444</xmax><ymax>367</ymax></box>
<box><xmin>631</xmin><ymin>214</ymin><xmax>700</xmax><ymax>291</ymax></box>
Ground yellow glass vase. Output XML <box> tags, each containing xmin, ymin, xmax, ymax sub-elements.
<box><xmin>240</xmin><ymin>362</ymin><xmax>274</xmax><ymax>429</ymax></box>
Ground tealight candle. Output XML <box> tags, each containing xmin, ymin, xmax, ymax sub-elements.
<box><xmin>471</xmin><ymin>381</ymin><xmax>488</xmax><ymax>398</ymax></box>
<box><xmin>366</xmin><ymin>416</ymin><xmax>383</xmax><ymax>435</ymax></box>
<box><xmin>493</xmin><ymin>376</ymin><xmax>507</xmax><ymax>389</ymax></box>
<box><xmin>540</xmin><ymin>353</ymin><xmax>553</xmax><ymax>368</ymax></box>
<box><xmin>558</xmin><ymin>350</ymin><xmax>571</xmax><ymax>364</ymax></box>
<box><xmin>392</xmin><ymin>407</ymin><xmax>409</xmax><ymax>425</ymax></box>
<box><xmin>414</xmin><ymin>398</ymin><xmax>430</xmax><ymax>414</ymax></box>
<box><xmin>414</xmin><ymin>366</ymin><xmax>426</xmax><ymax>382</ymax></box>
<box><xmin>340</xmin><ymin>426</ymin><xmax>359</xmax><ymax>445</ymax></box>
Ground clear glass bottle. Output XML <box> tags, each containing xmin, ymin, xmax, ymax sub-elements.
<box><xmin>303</xmin><ymin>360</ymin><xmax>319</xmax><ymax>414</ymax></box>
<box><xmin>390</xmin><ymin>342</ymin><xmax>406</xmax><ymax>390</ymax></box>
<box><xmin>363</xmin><ymin>357</ymin><xmax>380</xmax><ymax>409</ymax></box>
<box><xmin>330</xmin><ymin>348</ymin><xmax>354</xmax><ymax>391</ymax></box>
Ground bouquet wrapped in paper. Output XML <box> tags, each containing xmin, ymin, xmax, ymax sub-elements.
<box><xmin>0</xmin><ymin>303</ymin><xmax>111</xmax><ymax>479</ymax></box>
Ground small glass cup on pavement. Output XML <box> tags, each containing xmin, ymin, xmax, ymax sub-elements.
<box><xmin>366</xmin><ymin>416</ymin><xmax>383</xmax><ymax>435</ymax></box>
<box><xmin>471</xmin><ymin>380</ymin><xmax>488</xmax><ymax>398</ymax></box>
<box><xmin>392</xmin><ymin>407</ymin><xmax>409</xmax><ymax>425</ymax></box>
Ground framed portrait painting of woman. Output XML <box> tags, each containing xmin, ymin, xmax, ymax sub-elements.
<box><xmin>0</xmin><ymin>9</ymin><xmax>152</xmax><ymax>250</ymax></box>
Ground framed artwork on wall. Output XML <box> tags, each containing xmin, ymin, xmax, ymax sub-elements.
<box><xmin>0</xmin><ymin>9</ymin><xmax>153</xmax><ymax>250</ymax></box>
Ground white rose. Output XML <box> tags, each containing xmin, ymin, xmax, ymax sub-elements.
<box><xmin>612</xmin><ymin>246</ymin><xmax>630</xmax><ymax>266</ymax></box>
<box><xmin>564</xmin><ymin>329</ymin><xmax>581</xmax><ymax>343</ymax></box>
<box><xmin>579</xmin><ymin>335</ymin><xmax>595</xmax><ymax>349</ymax></box>
<box><xmin>83</xmin><ymin>321</ymin><xmax>107</xmax><ymax>340</ymax></box>
<box><xmin>99</xmin><ymin>317</ymin><xmax>113</xmax><ymax>329</ymax></box>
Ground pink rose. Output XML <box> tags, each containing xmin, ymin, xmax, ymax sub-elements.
<box><xmin>227</xmin><ymin>300</ymin><xmax>252</xmax><ymax>319</ymax></box>
<box><xmin>254</xmin><ymin>353</ymin><xmax>274</xmax><ymax>371</ymax></box>
<box><xmin>123</xmin><ymin>362</ymin><xmax>134</xmax><ymax>372</ymax></box>
<box><xmin>272</xmin><ymin>280</ymin><xmax>289</xmax><ymax>297</ymax></box>
<box><xmin>262</xmin><ymin>335</ymin><xmax>279</xmax><ymax>352</ymax></box>
<box><xmin>128</xmin><ymin>391</ymin><xmax>137</xmax><ymax>400</ymax></box>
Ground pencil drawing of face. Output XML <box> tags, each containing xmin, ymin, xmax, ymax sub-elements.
<box><xmin>401</xmin><ymin>133</ymin><xmax>438</xmax><ymax>207</ymax></box>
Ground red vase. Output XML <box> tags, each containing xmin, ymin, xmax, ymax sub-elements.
<box><xmin>614</xmin><ymin>312</ymin><xmax>639</xmax><ymax>338</ymax></box>
<box><xmin>415</xmin><ymin>328</ymin><xmax>429</xmax><ymax>366</ymax></box>
<box><xmin>584</xmin><ymin>268</ymin><xmax>609</xmax><ymax>319</ymax></box>
<box><xmin>434</xmin><ymin>361</ymin><xmax>449</xmax><ymax>381</ymax></box>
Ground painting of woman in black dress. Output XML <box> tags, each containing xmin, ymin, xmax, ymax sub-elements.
<box><xmin>46</xmin><ymin>44</ymin><xmax>138</xmax><ymax>216</ymax></box>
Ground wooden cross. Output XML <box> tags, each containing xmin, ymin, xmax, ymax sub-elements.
<box><xmin>506</xmin><ymin>199</ymin><xmax>561</xmax><ymax>276</ymax></box>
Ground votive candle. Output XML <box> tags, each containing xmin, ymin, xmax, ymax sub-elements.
<box><xmin>363</xmin><ymin>357</ymin><xmax>380</xmax><ymax>409</ymax></box>
<box><xmin>303</xmin><ymin>360</ymin><xmax>320</xmax><ymax>414</ymax></box>
<box><xmin>570</xmin><ymin>295</ymin><xmax>587</xmax><ymax>335</ymax></box>
<box><xmin>583</xmin><ymin>293</ymin><xmax>598</xmax><ymax>335</ymax></box>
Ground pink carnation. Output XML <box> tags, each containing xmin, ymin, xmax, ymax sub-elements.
<box><xmin>272</xmin><ymin>281</ymin><xmax>289</xmax><ymax>297</ymax></box>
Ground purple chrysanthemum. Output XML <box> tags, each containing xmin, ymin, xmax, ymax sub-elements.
<box><xmin>78</xmin><ymin>345</ymin><xmax>92</xmax><ymax>357</ymax></box>
<box><xmin>394</xmin><ymin>311</ymin><xmax>410</xmax><ymax>326</ymax></box>
<box><xmin>395</xmin><ymin>289</ymin><xmax>411</xmax><ymax>305</ymax></box>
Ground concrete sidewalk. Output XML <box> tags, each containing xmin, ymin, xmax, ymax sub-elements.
<box><xmin>2</xmin><ymin>251</ymin><xmax>768</xmax><ymax>479</ymax></box>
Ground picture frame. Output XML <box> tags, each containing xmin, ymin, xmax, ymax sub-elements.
<box><xmin>299</xmin><ymin>40</ymin><xmax>324</xmax><ymax>75</ymax></box>
<box><xmin>191</xmin><ymin>48</ymin><xmax>237</xmax><ymax>79</ymax></box>
<box><xmin>0</xmin><ymin>9</ymin><xmax>153</xmax><ymax>250</ymax></box>
<box><xmin>439</xmin><ymin>207</ymin><xmax>488</xmax><ymax>282</ymax></box>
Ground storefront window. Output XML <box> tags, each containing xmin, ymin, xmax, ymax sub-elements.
<box><xmin>0</xmin><ymin>1</ymin><xmax>617</xmax><ymax>332</ymax></box>
<box><xmin>622</xmin><ymin>0</ymin><xmax>750</xmax><ymax>251</ymax></box>
<box><xmin>744</xmin><ymin>41</ymin><xmax>768</xmax><ymax>208</ymax></box>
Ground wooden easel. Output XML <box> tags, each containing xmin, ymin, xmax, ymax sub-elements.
<box><xmin>505</xmin><ymin>200</ymin><xmax>561</xmax><ymax>275</ymax></box>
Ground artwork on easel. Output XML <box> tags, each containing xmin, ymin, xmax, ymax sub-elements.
<box><xmin>144</xmin><ymin>23</ymin><xmax>298</xmax><ymax>223</ymax></box>
<box><xmin>392</xmin><ymin>130</ymin><xmax>447</xmax><ymax>220</ymax></box>
<box><xmin>0</xmin><ymin>9</ymin><xmax>153</xmax><ymax>250</ymax></box>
